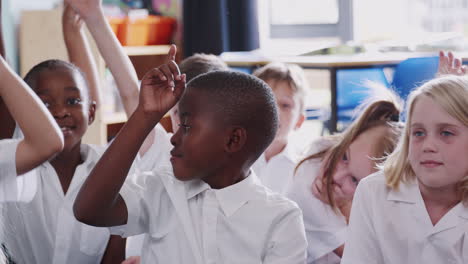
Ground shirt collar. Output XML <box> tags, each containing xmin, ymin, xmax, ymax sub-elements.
<box><xmin>214</xmin><ymin>171</ymin><xmax>259</xmax><ymax>217</ymax></box>
<box><xmin>387</xmin><ymin>178</ymin><xmax>420</xmax><ymax>204</ymax></box>
<box><xmin>185</xmin><ymin>170</ymin><xmax>260</xmax><ymax>217</ymax></box>
<box><xmin>386</xmin><ymin>177</ymin><xmax>468</xmax><ymax>220</ymax></box>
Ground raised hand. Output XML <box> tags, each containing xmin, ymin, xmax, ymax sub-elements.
<box><xmin>138</xmin><ymin>45</ymin><xmax>186</xmax><ymax>120</ymax></box>
<box><xmin>62</xmin><ymin>3</ymin><xmax>84</xmax><ymax>33</ymax></box>
<box><xmin>438</xmin><ymin>50</ymin><xmax>467</xmax><ymax>76</ymax></box>
<box><xmin>64</xmin><ymin>0</ymin><xmax>102</xmax><ymax>20</ymax></box>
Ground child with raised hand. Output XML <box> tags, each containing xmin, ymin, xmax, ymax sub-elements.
<box><xmin>0</xmin><ymin>55</ymin><xmax>64</xmax><ymax>200</ymax></box>
<box><xmin>73</xmin><ymin>46</ymin><xmax>307</xmax><ymax>263</ymax></box>
<box><xmin>341</xmin><ymin>74</ymin><xmax>468</xmax><ymax>264</ymax></box>
<box><xmin>286</xmin><ymin>86</ymin><xmax>402</xmax><ymax>264</ymax></box>
<box><xmin>251</xmin><ymin>62</ymin><xmax>307</xmax><ymax>194</ymax></box>
<box><xmin>1</xmin><ymin>5</ymin><xmax>125</xmax><ymax>264</ymax></box>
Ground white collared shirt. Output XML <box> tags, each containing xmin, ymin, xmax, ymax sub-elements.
<box><xmin>252</xmin><ymin>143</ymin><xmax>301</xmax><ymax>195</ymax></box>
<box><xmin>112</xmin><ymin>167</ymin><xmax>308</xmax><ymax>264</ymax></box>
<box><xmin>342</xmin><ymin>172</ymin><xmax>468</xmax><ymax>264</ymax></box>
<box><xmin>286</xmin><ymin>138</ymin><xmax>344</xmax><ymax>264</ymax></box>
<box><xmin>0</xmin><ymin>139</ymin><xmax>20</xmax><ymax>202</ymax></box>
<box><xmin>2</xmin><ymin>144</ymin><xmax>113</xmax><ymax>264</ymax></box>
<box><xmin>0</xmin><ymin>139</ymin><xmax>38</xmax><ymax>203</ymax></box>
<box><xmin>137</xmin><ymin>124</ymin><xmax>172</xmax><ymax>172</ymax></box>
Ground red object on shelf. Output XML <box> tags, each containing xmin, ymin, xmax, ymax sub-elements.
<box><xmin>147</xmin><ymin>16</ymin><xmax>177</xmax><ymax>45</ymax></box>
<box><xmin>107</xmin><ymin>15</ymin><xmax>176</xmax><ymax>46</ymax></box>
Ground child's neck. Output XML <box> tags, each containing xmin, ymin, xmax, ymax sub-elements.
<box><xmin>50</xmin><ymin>142</ymin><xmax>84</xmax><ymax>194</ymax></box>
<box><xmin>264</xmin><ymin>140</ymin><xmax>287</xmax><ymax>162</ymax></box>
<box><xmin>203</xmin><ymin>166</ymin><xmax>249</xmax><ymax>190</ymax></box>
<box><xmin>418</xmin><ymin>180</ymin><xmax>460</xmax><ymax>226</ymax></box>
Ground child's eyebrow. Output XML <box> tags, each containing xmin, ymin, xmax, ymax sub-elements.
<box><xmin>65</xmin><ymin>86</ymin><xmax>81</xmax><ymax>93</ymax></box>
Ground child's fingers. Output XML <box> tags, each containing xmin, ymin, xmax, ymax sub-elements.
<box><xmin>143</xmin><ymin>68</ymin><xmax>167</xmax><ymax>83</ymax></box>
<box><xmin>167</xmin><ymin>44</ymin><xmax>177</xmax><ymax>62</ymax></box>
<box><xmin>448</xmin><ymin>51</ymin><xmax>454</xmax><ymax>65</ymax></box>
<box><xmin>454</xmin><ymin>58</ymin><xmax>461</xmax><ymax>68</ymax></box>
<box><xmin>173</xmin><ymin>74</ymin><xmax>186</xmax><ymax>100</ymax></box>
<box><xmin>167</xmin><ymin>60</ymin><xmax>181</xmax><ymax>81</ymax></box>
<box><xmin>159</xmin><ymin>64</ymin><xmax>175</xmax><ymax>87</ymax></box>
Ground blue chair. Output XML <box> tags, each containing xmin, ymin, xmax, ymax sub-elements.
<box><xmin>391</xmin><ymin>56</ymin><xmax>439</xmax><ymax>100</ymax></box>
<box><xmin>307</xmin><ymin>67</ymin><xmax>389</xmax><ymax>133</ymax></box>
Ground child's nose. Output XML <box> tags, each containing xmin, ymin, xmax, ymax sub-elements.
<box><xmin>422</xmin><ymin>135</ymin><xmax>438</xmax><ymax>153</ymax></box>
<box><xmin>170</xmin><ymin>128</ymin><xmax>181</xmax><ymax>146</ymax></box>
<box><xmin>51</xmin><ymin>104</ymin><xmax>70</xmax><ymax>119</ymax></box>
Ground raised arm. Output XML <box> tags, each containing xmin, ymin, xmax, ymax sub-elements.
<box><xmin>0</xmin><ymin>57</ymin><xmax>64</xmax><ymax>175</ymax></box>
<box><xmin>62</xmin><ymin>3</ymin><xmax>101</xmax><ymax>107</ymax></box>
<box><xmin>0</xmin><ymin>0</ymin><xmax>16</xmax><ymax>139</ymax></box>
<box><xmin>65</xmin><ymin>0</ymin><xmax>159</xmax><ymax>154</ymax></box>
<box><xmin>73</xmin><ymin>45</ymin><xmax>185</xmax><ymax>227</ymax></box>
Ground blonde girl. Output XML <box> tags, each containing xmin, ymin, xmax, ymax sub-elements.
<box><xmin>342</xmin><ymin>75</ymin><xmax>468</xmax><ymax>264</ymax></box>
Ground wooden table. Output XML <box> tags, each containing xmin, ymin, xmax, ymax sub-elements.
<box><xmin>222</xmin><ymin>51</ymin><xmax>467</xmax><ymax>133</ymax></box>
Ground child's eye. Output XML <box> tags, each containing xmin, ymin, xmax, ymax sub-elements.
<box><xmin>440</xmin><ymin>130</ymin><xmax>454</xmax><ymax>137</ymax></box>
<box><xmin>281</xmin><ymin>103</ymin><xmax>291</xmax><ymax>109</ymax></box>
<box><xmin>67</xmin><ymin>98</ymin><xmax>82</xmax><ymax>105</ymax></box>
<box><xmin>412</xmin><ymin>130</ymin><xmax>425</xmax><ymax>137</ymax></box>
<box><xmin>350</xmin><ymin>176</ymin><xmax>359</xmax><ymax>185</ymax></box>
<box><xmin>342</xmin><ymin>152</ymin><xmax>348</xmax><ymax>161</ymax></box>
<box><xmin>178</xmin><ymin>124</ymin><xmax>191</xmax><ymax>133</ymax></box>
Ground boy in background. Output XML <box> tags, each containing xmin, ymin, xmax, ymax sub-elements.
<box><xmin>252</xmin><ymin>62</ymin><xmax>308</xmax><ymax>194</ymax></box>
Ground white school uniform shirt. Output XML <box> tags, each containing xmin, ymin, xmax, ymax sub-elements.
<box><xmin>1</xmin><ymin>144</ymin><xmax>114</xmax><ymax>264</ymax></box>
<box><xmin>252</xmin><ymin>143</ymin><xmax>301</xmax><ymax>195</ymax></box>
<box><xmin>112</xmin><ymin>165</ymin><xmax>308</xmax><ymax>264</ymax></box>
<box><xmin>126</xmin><ymin>124</ymin><xmax>173</xmax><ymax>258</ymax></box>
<box><xmin>0</xmin><ymin>139</ymin><xmax>37</xmax><ymax>203</ymax></box>
<box><xmin>286</xmin><ymin>138</ymin><xmax>345</xmax><ymax>264</ymax></box>
<box><xmin>342</xmin><ymin>172</ymin><xmax>468</xmax><ymax>264</ymax></box>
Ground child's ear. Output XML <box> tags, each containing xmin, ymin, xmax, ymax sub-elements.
<box><xmin>88</xmin><ymin>101</ymin><xmax>97</xmax><ymax>125</ymax></box>
<box><xmin>225</xmin><ymin>126</ymin><xmax>247</xmax><ymax>153</ymax></box>
<box><xmin>294</xmin><ymin>113</ymin><xmax>305</xmax><ymax>130</ymax></box>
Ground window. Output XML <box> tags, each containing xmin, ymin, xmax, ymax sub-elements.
<box><xmin>268</xmin><ymin>0</ymin><xmax>353</xmax><ymax>41</ymax></box>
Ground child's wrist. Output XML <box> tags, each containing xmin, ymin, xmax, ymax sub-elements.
<box><xmin>133</xmin><ymin>106</ymin><xmax>165</xmax><ymax>128</ymax></box>
<box><xmin>81</xmin><ymin>7</ymin><xmax>104</xmax><ymax>23</ymax></box>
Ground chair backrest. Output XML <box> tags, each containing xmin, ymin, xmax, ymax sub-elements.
<box><xmin>336</xmin><ymin>68</ymin><xmax>389</xmax><ymax>112</ymax></box>
<box><xmin>391</xmin><ymin>56</ymin><xmax>439</xmax><ymax>100</ymax></box>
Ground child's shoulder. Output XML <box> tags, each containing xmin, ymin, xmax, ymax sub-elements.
<box><xmin>252</xmin><ymin>180</ymin><xmax>302</xmax><ymax>215</ymax></box>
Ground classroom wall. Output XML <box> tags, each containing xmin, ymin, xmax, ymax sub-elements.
<box><xmin>3</xmin><ymin>0</ymin><xmax>61</xmax><ymax>72</ymax></box>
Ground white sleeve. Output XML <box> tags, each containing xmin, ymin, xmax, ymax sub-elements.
<box><xmin>286</xmin><ymin>161</ymin><xmax>347</xmax><ymax>262</ymax></box>
<box><xmin>110</xmin><ymin>170</ymin><xmax>169</xmax><ymax>238</ymax></box>
<box><xmin>341</xmin><ymin>178</ymin><xmax>384</xmax><ymax>264</ymax></box>
<box><xmin>263</xmin><ymin>206</ymin><xmax>308</xmax><ymax>264</ymax></box>
<box><xmin>0</xmin><ymin>139</ymin><xmax>20</xmax><ymax>201</ymax></box>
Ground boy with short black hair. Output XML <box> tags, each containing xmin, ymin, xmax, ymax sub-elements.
<box><xmin>73</xmin><ymin>47</ymin><xmax>307</xmax><ymax>263</ymax></box>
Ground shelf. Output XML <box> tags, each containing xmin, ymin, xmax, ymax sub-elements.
<box><xmin>102</xmin><ymin>111</ymin><xmax>127</xmax><ymax>124</ymax></box>
<box><xmin>123</xmin><ymin>45</ymin><xmax>171</xmax><ymax>56</ymax></box>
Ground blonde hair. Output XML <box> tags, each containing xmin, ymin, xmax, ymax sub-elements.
<box><xmin>253</xmin><ymin>62</ymin><xmax>309</xmax><ymax>112</ymax></box>
<box><xmin>384</xmin><ymin>75</ymin><xmax>468</xmax><ymax>202</ymax></box>
<box><xmin>297</xmin><ymin>85</ymin><xmax>403</xmax><ymax>209</ymax></box>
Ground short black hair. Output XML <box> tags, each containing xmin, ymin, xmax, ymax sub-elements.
<box><xmin>24</xmin><ymin>59</ymin><xmax>90</xmax><ymax>102</ymax></box>
<box><xmin>186</xmin><ymin>70</ymin><xmax>279</xmax><ymax>161</ymax></box>
<box><xmin>179</xmin><ymin>53</ymin><xmax>229</xmax><ymax>82</ymax></box>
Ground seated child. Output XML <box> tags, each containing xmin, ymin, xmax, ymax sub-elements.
<box><xmin>341</xmin><ymin>75</ymin><xmax>468</xmax><ymax>263</ymax></box>
<box><xmin>1</xmin><ymin>5</ymin><xmax>125</xmax><ymax>264</ymax></box>
<box><xmin>73</xmin><ymin>48</ymin><xmax>308</xmax><ymax>263</ymax></box>
<box><xmin>251</xmin><ymin>62</ymin><xmax>307</xmax><ymax>194</ymax></box>
<box><xmin>0</xmin><ymin>55</ymin><xmax>63</xmax><ymax>201</ymax></box>
<box><xmin>287</xmin><ymin>89</ymin><xmax>403</xmax><ymax>264</ymax></box>
<box><xmin>126</xmin><ymin>53</ymin><xmax>229</xmax><ymax>258</ymax></box>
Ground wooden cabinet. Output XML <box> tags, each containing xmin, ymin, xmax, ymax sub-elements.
<box><xmin>20</xmin><ymin>9</ymin><xmax>171</xmax><ymax>145</ymax></box>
